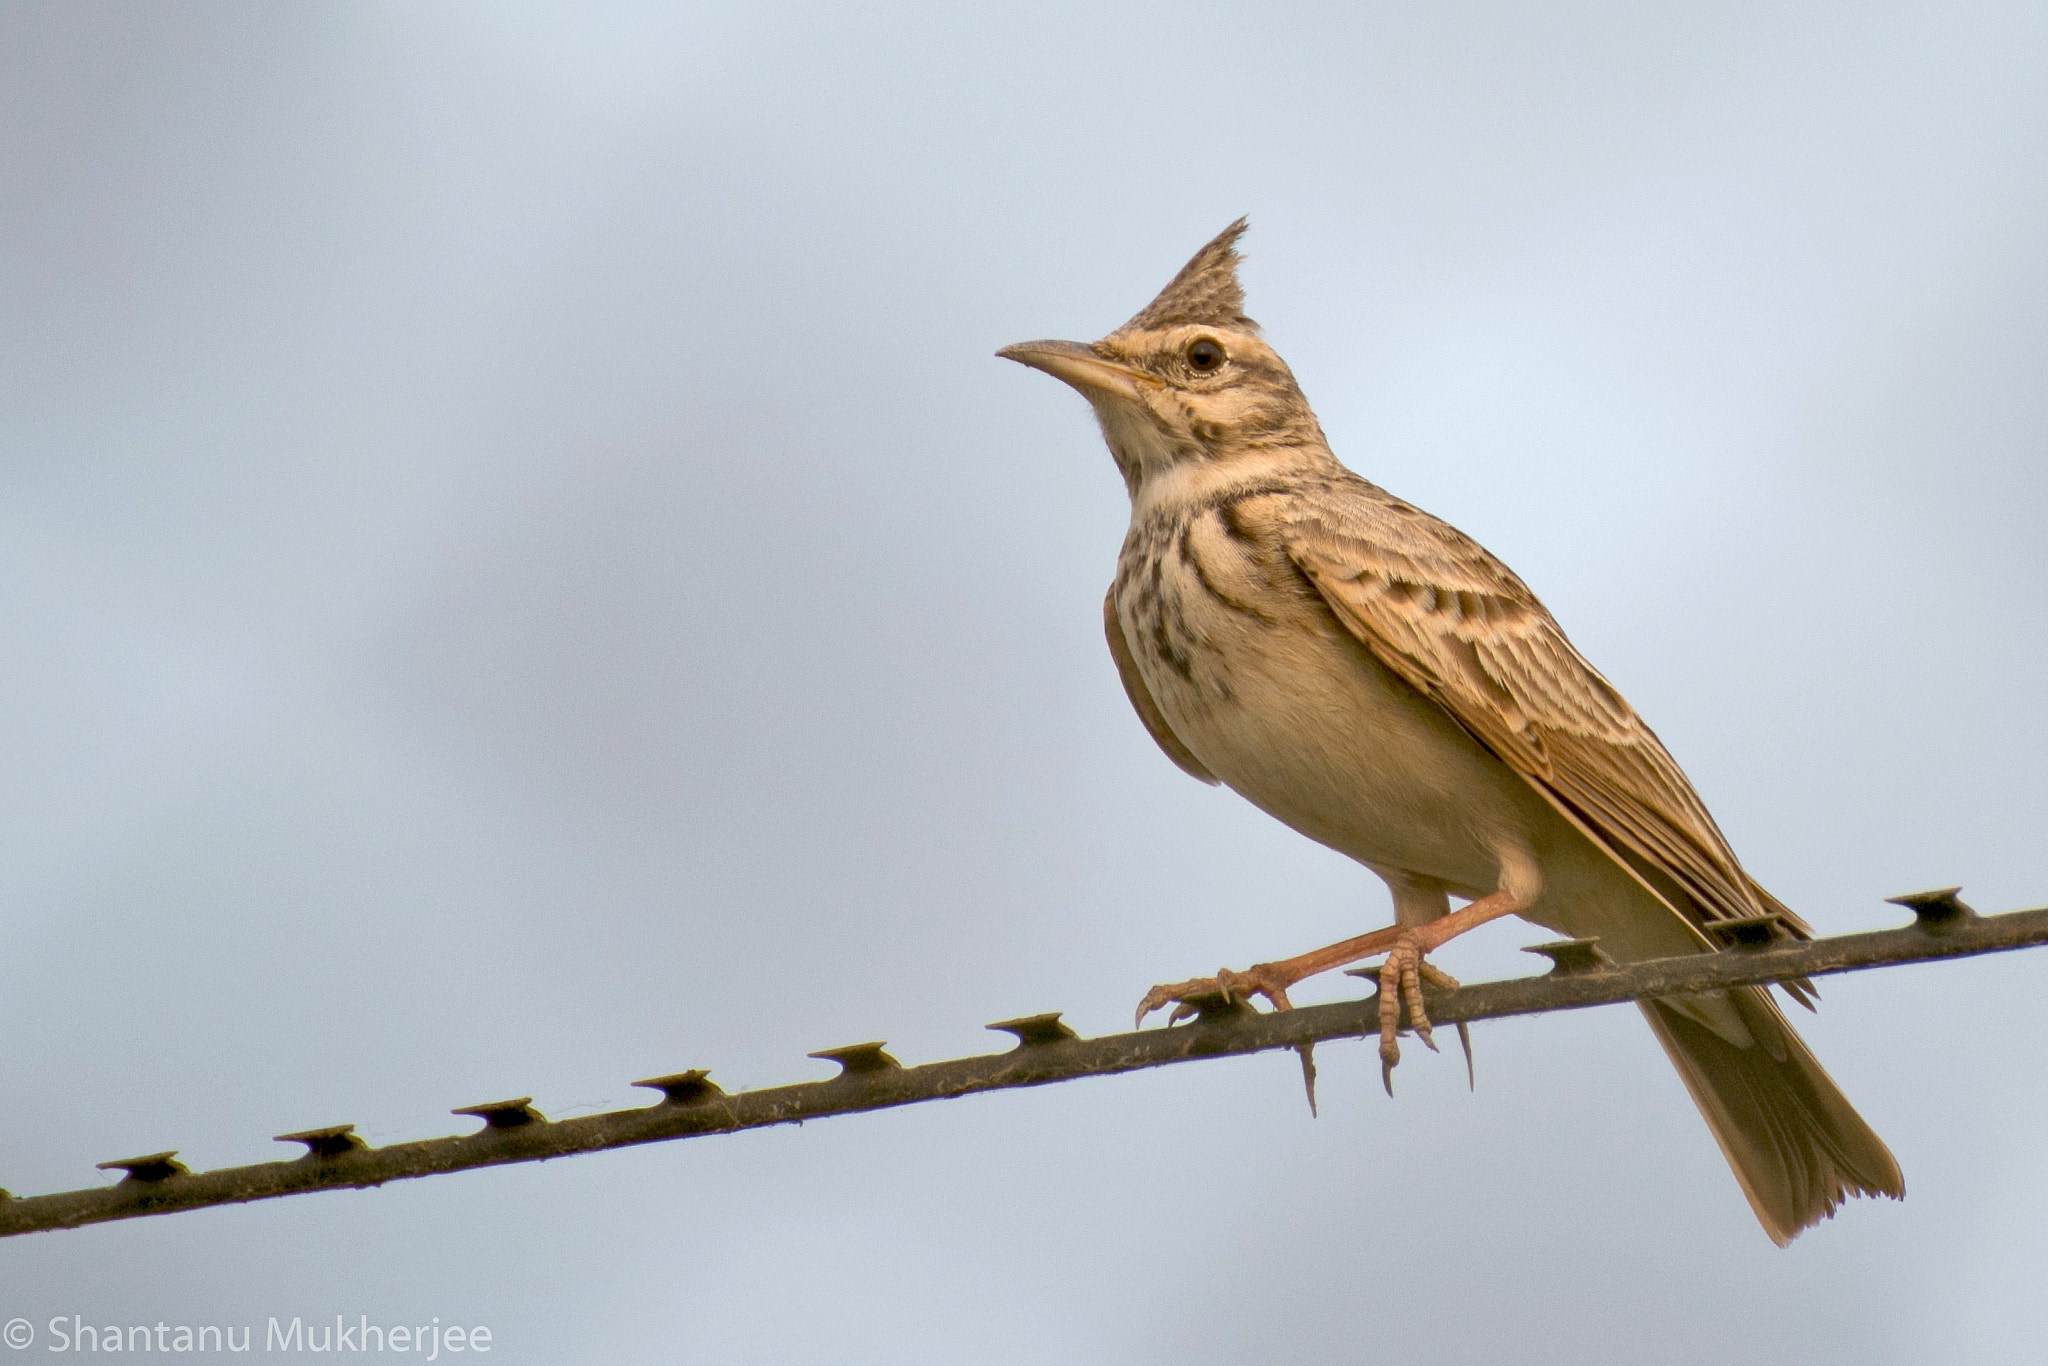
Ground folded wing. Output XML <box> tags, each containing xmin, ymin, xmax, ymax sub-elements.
<box><xmin>1277</xmin><ymin>475</ymin><xmax>1802</xmax><ymax>940</ymax></box>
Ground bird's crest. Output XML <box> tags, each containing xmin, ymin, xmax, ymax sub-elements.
<box><xmin>1118</xmin><ymin>218</ymin><xmax>1259</xmax><ymax>334</ymax></box>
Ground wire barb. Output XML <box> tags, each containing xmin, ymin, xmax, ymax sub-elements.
<box><xmin>274</xmin><ymin>1125</ymin><xmax>367</xmax><ymax>1158</ymax></box>
<box><xmin>451</xmin><ymin>1098</ymin><xmax>546</xmax><ymax>1130</ymax></box>
<box><xmin>1887</xmin><ymin>886</ymin><xmax>1977</xmax><ymax>932</ymax></box>
<box><xmin>95</xmin><ymin>1152</ymin><xmax>188</xmax><ymax>1184</ymax></box>
<box><xmin>807</xmin><ymin>1043</ymin><xmax>901</xmax><ymax>1077</ymax></box>
<box><xmin>632</xmin><ymin>1070</ymin><xmax>726</xmax><ymax>1106</ymax></box>
<box><xmin>1522</xmin><ymin>938</ymin><xmax>1614</xmax><ymax>976</ymax></box>
<box><xmin>986</xmin><ymin>1013</ymin><xmax>1080</xmax><ymax>1048</ymax></box>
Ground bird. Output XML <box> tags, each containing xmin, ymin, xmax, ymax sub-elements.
<box><xmin>997</xmin><ymin>219</ymin><xmax>1903</xmax><ymax>1245</ymax></box>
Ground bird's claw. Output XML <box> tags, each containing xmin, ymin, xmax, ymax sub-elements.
<box><xmin>1134</xmin><ymin>964</ymin><xmax>1296</xmax><ymax>1029</ymax></box>
<box><xmin>1371</xmin><ymin>938</ymin><xmax>1461</xmax><ymax>1095</ymax></box>
<box><xmin>1135</xmin><ymin>977</ymin><xmax>1215</xmax><ymax>1028</ymax></box>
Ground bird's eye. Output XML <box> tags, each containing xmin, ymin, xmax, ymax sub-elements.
<box><xmin>1186</xmin><ymin>339</ymin><xmax>1226</xmax><ymax>372</ymax></box>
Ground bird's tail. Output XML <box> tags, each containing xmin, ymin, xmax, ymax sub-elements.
<box><xmin>1638</xmin><ymin>986</ymin><xmax>1903</xmax><ymax>1245</ymax></box>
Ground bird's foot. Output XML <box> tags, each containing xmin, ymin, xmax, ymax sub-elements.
<box><xmin>1370</xmin><ymin>937</ymin><xmax>1469</xmax><ymax>1095</ymax></box>
<box><xmin>1136</xmin><ymin>965</ymin><xmax>1322</xmax><ymax>1116</ymax></box>
<box><xmin>1135</xmin><ymin>963</ymin><xmax>1296</xmax><ymax>1028</ymax></box>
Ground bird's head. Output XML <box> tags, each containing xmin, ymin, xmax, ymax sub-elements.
<box><xmin>999</xmin><ymin>219</ymin><xmax>1326</xmax><ymax>496</ymax></box>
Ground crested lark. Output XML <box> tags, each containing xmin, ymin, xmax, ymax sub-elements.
<box><xmin>999</xmin><ymin>220</ymin><xmax>1902</xmax><ymax>1244</ymax></box>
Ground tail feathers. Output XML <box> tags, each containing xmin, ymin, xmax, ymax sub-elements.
<box><xmin>1640</xmin><ymin>987</ymin><xmax>1903</xmax><ymax>1246</ymax></box>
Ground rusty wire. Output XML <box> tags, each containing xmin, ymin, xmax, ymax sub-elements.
<box><xmin>3</xmin><ymin>887</ymin><xmax>2041</xmax><ymax>1239</ymax></box>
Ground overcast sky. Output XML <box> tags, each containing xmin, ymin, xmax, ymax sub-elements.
<box><xmin>3</xmin><ymin>2</ymin><xmax>2046</xmax><ymax>1362</ymax></box>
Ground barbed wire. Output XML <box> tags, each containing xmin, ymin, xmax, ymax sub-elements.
<box><xmin>3</xmin><ymin>886</ymin><xmax>2038</xmax><ymax>1239</ymax></box>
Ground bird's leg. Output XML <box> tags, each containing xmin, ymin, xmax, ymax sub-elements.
<box><xmin>1368</xmin><ymin>885</ymin><xmax>1530</xmax><ymax>1094</ymax></box>
<box><xmin>1135</xmin><ymin>923</ymin><xmax>1411</xmax><ymax>1027</ymax></box>
<box><xmin>1137</xmin><ymin>925</ymin><xmax>1417</xmax><ymax>1117</ymax></box>
<box><xmin>1134</xmin><ymin>864</ymin><xmax>1528</xmax><ymax>1099</ymax></box>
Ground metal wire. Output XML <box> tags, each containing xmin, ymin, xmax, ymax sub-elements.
<box><xmin>3</xmin><ymin>886</ymin><xmax>2039</xmax><ymax>1239</ymax></box>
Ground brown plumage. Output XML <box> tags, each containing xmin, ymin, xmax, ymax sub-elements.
<box><xmin>1000</xmin><ymin>219</ymin><xmax>1901</xmax><ymax>1244</ymax></box>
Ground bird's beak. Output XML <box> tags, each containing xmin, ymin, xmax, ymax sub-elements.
<box><xmin>997</xmin><ymin>339</ymin><xmax>1150</xmax><ymax>402</ymax></box>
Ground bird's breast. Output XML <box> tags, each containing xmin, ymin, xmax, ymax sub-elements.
<box><xmin>1113</xmin><ymin>504</ymin><xmax>1534</xmax><ymax>894</ymax></box>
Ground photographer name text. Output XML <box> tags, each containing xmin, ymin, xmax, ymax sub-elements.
<box><xmin>5</xmin><ymin>1317</ymin><xmax>490</xmax><ymax>1358</ymax></box>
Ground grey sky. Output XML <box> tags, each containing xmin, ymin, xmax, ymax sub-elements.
<box><xmin>3</xmin><ymin>2</ymin><xmax>2046</xmax><ymax>1361</ymax></box>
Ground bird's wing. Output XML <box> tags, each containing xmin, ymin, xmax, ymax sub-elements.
<box><xmin>1104</xmin><ymin>590</ymin><xmax>1219</xmax><ymax>785</ymax></box>
<box><xmin>1277</xmin><ymin>476</ymin><xmax>1802</xmax><ymax>937</ymax></box>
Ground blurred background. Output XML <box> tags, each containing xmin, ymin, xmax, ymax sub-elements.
<box><xmin>3</xmin><ymin>2</ymin><xmax>2045</xmax><ymax>1361</ymax></box>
